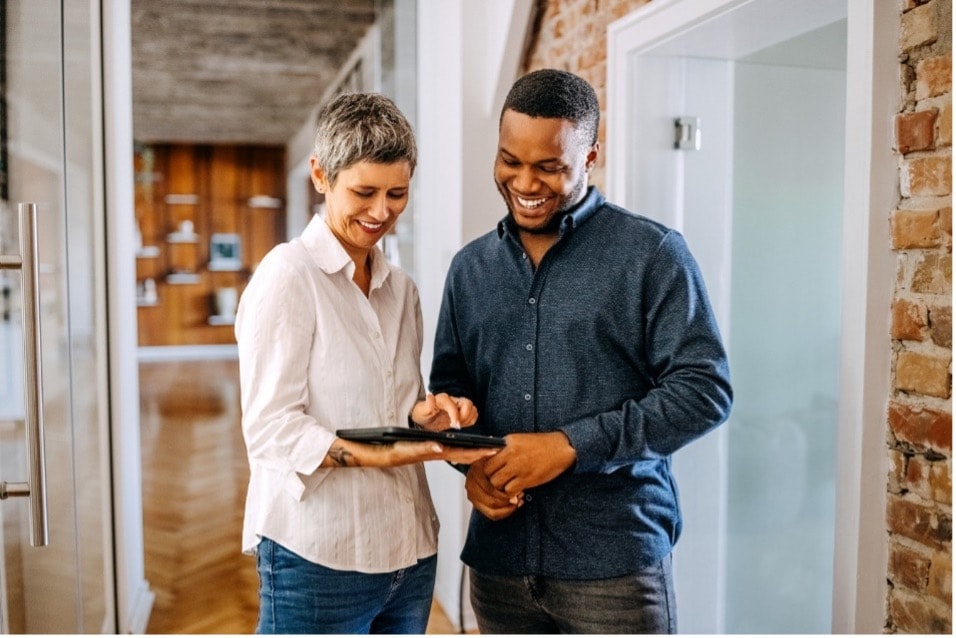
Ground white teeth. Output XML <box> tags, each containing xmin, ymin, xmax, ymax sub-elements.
<box><xmin>357</xmin><ymin>220</ymin><xmax>384</xmax><ymax>230</ymax></box>
<box><xmin>516</xmin><ymin>196</ymin><xmax>546</xmax><ymax>209</ymax></box>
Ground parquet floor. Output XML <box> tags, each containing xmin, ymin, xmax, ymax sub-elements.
<box><xmin>139</xmin><ymin>358</ymin><xmax>459</xmax><ymax>634</ymax></box>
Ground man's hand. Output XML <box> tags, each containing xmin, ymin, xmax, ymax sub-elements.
<box><xmin>484</xmin><ymin>432</ymin><xmax>576</xmax><ymax>496</ymax></box>
<box><xmin>410</xmin><ymin>393</ymin><xmax>478</xmax><ymax>431</ymax></box>
<box><xmin>465</xmin><ymin>458</ymin><xmax>524</xmax><ymax>521</ymax></box>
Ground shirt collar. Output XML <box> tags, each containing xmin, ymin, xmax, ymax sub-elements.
<box><xmin>496</xmin><ymin>186</ymin><xmax>605</xmax><ymax>240</ymax></box>
<box><xmin>300</xmin><ymin>214</ymin><xmax>390</xmax><ymax>290</ymax></box>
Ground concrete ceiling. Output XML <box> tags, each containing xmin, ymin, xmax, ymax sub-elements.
<box><xmin>131</xmin><ymin>0</ymin><xmax>379</xmax><ymax>145</ymax></box>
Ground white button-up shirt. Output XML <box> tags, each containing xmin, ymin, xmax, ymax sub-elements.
<box><xmin>235</xmin><ymin>215</ymin><xmax>438</xmax><ymax>573</ymax></box>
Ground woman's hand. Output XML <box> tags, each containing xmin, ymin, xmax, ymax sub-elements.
<box><xmin>410</xmin><ymin>393</ymin><xmax>478</xmax><ymax>431</ymax></box>
<box><xmin>321</xmin><ymin>438</ymin><xmax>497</xmax><ymax>468</ymax></box>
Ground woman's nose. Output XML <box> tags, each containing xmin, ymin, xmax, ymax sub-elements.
<box><xmin>369</xmin><ymin>195</ymin><xmax>391</xmax><ymax>221</ymax></box>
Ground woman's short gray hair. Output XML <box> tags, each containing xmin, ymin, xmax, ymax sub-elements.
<box><xmin>312</xmin><ymin>92</ymin><xmax>417</xmax><ymax>187</ymax></box>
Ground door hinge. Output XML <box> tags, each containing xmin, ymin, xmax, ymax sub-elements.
<box><xmin>674</xmin><ymin>117</ymin><xmax>701</xmax><ymax>150</ymax></box>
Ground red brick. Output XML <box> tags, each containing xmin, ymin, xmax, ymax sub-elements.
<box><xmin>895</xmin><ymin>350</ymin><xmax>952</xmax><ymax>398</ymax></box>
<box><xmin>903</xmin><ymin>455</ymin><xmax>950</xmax><ymax>503</ymax></box>
<box><xmin>892</xmin><ymin>298</ymin><xmax>928</xmax><ymax>340</ymax></box>
<box><xmin>901</xmin><ymin>2</ymin><xmax>939</xmax><ymax>52</ymax></box>
<box><xmin>939</xmin><ymin>100</ymin><xmax>952</xmax><ymax>147</ymax></box>
<box><xmin>886</xmin><ymin>494</ymin><xmax>951</xmax><ymax>549</ymax></box>
<box><xmin>888</xmin><ymin>401</ymin><xmax>953</xmax><ymax>452</ymax></box>
<box><xmin>891</xmin><ymin>208</ymin><xmax>942</xmax><ymax>248</ymax></box>
<box><xmin>928</xmin><ymin>304</ymin><xmax>952</xmax><ymax>348</ymax></box>
<box><xmin>916</xmin><ymin>55</ymin><xmax>953</xmax><ymax>100</ymax></box>
<box><xmin>552</xmin><ymin>16</ymin><xmax>567</xmax><ymax>39</ymax></box>
<box><xmin>905</xmin><ymin>454</ymin><xmax>932</xmax><ymax>496</ymax></box>
<box><xmin>896</xmin><ymin>110</ymin><xmax>938</xmax><ymax>153</ymax></box>
<box><xmin>928</xmin><ymin>460</ymin><xmax>952</xmax><ymax>505</ymax></box>
<box><xmin>911</xmin><ymin>252</ymin><xmax>952</xmax><ymax>295</ymax></box>
<box><xmin>889</xmin><ymin>541</ymin><xmax>932</xmax><ymax>590</ymax></box>
<box><xmin>927</xmin><ymin>550</ymin><xmax>952</xmax><ymax>601</ymax></box>
<box><xmin>901</xmin><ymin>156</ymin><xmax>952</xmax><ymax>197</ymax></box>
<box><xmin>888</xmin><ymin>588</ymin><xmax>953</xmax><ymax>633</ymax></box>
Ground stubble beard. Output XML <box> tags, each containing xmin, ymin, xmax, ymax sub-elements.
<box><xmin>499</xmin><ymin>177</ymin><xmax>588</xmax><ymax>236</ymax></box>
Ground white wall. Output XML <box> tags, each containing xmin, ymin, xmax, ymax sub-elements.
<box><xmin>103</xmin><ymin>1</ymin><xmax>154</xmax><ymax>632</ymax></box>
<box><xmin>415</xmin><ymin>0</ymin><xmax>533</xmax><ymax>629</ymax></box>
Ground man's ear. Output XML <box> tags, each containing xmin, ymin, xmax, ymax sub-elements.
<box><xmin>585</xmin><ymin>143</ymin><xmax>600</xmax><ymax>172</ymax></box>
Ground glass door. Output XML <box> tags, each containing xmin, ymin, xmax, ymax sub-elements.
<box><xmin>0</xmin><ymin>0</ymin><xmax>114</xmax><ymax>632</ymax></box>
<box><xmin>620</xmin><ymin>0</ymin><xmax>847</xmax><ymax>632</ymax></box>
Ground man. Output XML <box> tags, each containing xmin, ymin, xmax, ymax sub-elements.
<box><xmin>429</xmin><ymin>68</ymin><xmax>733</xmax><ymax>634</ymax></box>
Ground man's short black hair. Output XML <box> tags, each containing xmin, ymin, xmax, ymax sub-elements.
<box><xmin>501</xmin><ymin>69</ymin><xmax>599</xmax><ymax>146</ymax></box>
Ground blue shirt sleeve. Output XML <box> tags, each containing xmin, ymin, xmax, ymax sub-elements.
<box><xmin>557</xmin><ymin>230</ymin><xmax>732</xmax><ymax>473</ymax></box>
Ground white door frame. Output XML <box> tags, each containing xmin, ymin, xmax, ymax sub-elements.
<box><xmin>607</xmin><ymin>0</ymin><xmax>895</xmax><ymax>633</ymax></box>
<box><xmin>102</xmin><ymin>1</ymin><xmax>155</xmax><ymax>633</ymax></box>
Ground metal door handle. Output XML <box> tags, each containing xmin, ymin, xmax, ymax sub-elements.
<box><xmin>0</xmin><ymin>203</ymin><xmax>49</xmax><ymax>547</ymax></box>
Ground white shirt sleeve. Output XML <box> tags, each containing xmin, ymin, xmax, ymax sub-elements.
<box><xmin>235</xmin><ymin>250</ymin><xmax>335</xmax><ymax>501</ymax></box>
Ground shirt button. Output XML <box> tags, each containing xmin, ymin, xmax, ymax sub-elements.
<box><xmin>524</xmin><ymin>393</ymin><xmax>531</xmax><ymax>401</ymax></box>
<box><xmin>524</xmin><ymin>494</ymin><xmax>533</xmax><ymax>502</ymax></box>
<box><xmin>522</xmin><ymin>253</ymin><xmax>528</xmax><ymax>260</ymax></box>
<box><xmin>525</xmin><ymin>343</ymin><xmax>533</xmax><ymax>351</ymax></box>
<box><xmin>528</xmin><ymin>297</ymin><xmax>536</xmax><ymax>305</ymax></box>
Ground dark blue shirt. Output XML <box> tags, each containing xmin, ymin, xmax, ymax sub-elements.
<box><xmin>429</xmin><ymin>187</ymin><xmax>732</xmax><ymax>579</ymax></box>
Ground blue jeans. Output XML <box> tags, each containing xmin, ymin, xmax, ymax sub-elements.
<box><xmin>255</xmin><ymin>537</ymin><xmax>437</xmax><ymax>634</ymax></box>
<box><xmin>469</xmin><ymin>554</ymin><xmax>677</xmax><ymax>634</ymax></box>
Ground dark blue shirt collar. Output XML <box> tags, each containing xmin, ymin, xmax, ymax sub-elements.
<box><xmin>496</xmin><ymin>186</ymin><xmax>606</xmax><ymax>240</ymax></box>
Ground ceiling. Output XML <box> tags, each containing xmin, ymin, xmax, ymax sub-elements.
<box><xmin>131</xmin><ymin>0</ymin><xmax>380</xmax><ymax>146</ymax></box>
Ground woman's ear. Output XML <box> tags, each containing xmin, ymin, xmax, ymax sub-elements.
<box><xmin>309</xmin><ymin>155</ymin><xmax>329</xmax><ymax>194</ymax></box>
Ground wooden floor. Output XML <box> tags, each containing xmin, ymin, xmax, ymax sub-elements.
<box><xmin>139</xmin><ymin>358</ymin><xmax>460</xmax><ymax>634</ymax></box>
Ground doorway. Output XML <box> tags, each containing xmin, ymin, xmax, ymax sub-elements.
<box><xmin>129</xmin><ymin>1</ymin><xmax>421</xmax><ymax>630</ymax></box>
<box><xmin>609</xmin><ymin>0</ymin><xmax>848</xmax><ymax>632</ymax></box>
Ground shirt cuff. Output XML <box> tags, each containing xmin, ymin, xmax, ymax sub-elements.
<box><xmin>558</xmin><ymin>416</ymin><xmax>607</xmax><ymax>474</ymax></box>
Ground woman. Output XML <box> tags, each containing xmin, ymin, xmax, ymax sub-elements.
<box><xmin>235</xmin><ymin>92</ymin><xmax>493</xmax><ymax>634</ymax></box>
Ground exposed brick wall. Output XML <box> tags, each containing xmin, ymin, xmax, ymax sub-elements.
<box><xmin>888</xmin><ymin>0</ymin><xmax>952</xmax><ymax>633</ymax></box>
<box><xmin>523</xmin><ymin>0</ymin><xmax>653</xmax><ymax>190</ymax></box>
<box><xmin>523</xmin><ymin>0</ymin><xmax>953</xmax><ymax>633</ymax></box>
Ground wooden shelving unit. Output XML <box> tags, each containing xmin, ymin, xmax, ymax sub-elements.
<box><xmin>134</xmin><ymin>143</ymin><xmax>287</xmax><ymax>346</ymax></box>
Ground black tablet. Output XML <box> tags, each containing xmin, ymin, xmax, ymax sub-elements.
<box><xmin>336</xmin><ymin>427</ymin><xmax>506</xmax><ymax>449</ymax></box>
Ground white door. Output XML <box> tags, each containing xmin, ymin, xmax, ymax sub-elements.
<box><xmin>0</xmin><ymin>1</ymin><xmax>115</xmax><ymax>632</ymax></box>
<box><xmin>608</xmin><ymin>0</ymin><xmax>848</xmax><ymax>632</ymax></box>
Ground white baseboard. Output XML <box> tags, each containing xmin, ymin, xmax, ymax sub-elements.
<box><xmin>124</xmin><ymin>580</ymin><xmax>155</xmax><ymax>634</ymax></box>
<box><xmin>137</xmin><ymin>344</ymin><xmax>238</xmax><ymax>362</ymax></box>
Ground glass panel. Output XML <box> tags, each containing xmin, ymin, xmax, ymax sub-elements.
<box><xmin>62</xmin><ymin>1</ymin><xmax>113</xmax><ymax>632</ymax></box>
<box><xmin>724</xmin><ymin>23</ymin><xmax>847</xmax><ymax>633</ymax></box>
<box><xmin>0</xmin><ymin>0</ymin><xmax>112</xmax><ymax>632</ymax></box>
